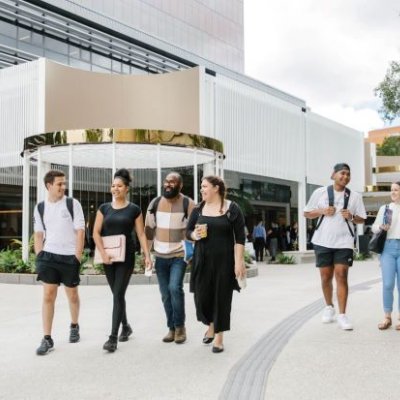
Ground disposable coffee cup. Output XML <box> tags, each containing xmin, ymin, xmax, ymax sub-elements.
<box><xmin>144</xmin><ymin>268</ymin><xmax>152</xmax><ymax>277</ymax></box>
<box><xmin>196</xmin><ymin>223</ymin><xmax>208</xmax><ymax>238</ymax></box>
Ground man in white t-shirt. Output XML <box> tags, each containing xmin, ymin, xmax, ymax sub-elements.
<box><xmin>33</xmin><ymin>170</ymin><xmax>85</xmax><ymax>355</ymax></box>
<box><xmin>304</xmin><ymin>163</ymin><xmax>366</xmax><ymax>330</ymax></box>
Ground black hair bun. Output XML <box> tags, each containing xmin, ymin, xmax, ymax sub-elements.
<box><xmin>114</xmin><ymin>168</ymin><xmax>132</xmax><ymax>185</ymax></box>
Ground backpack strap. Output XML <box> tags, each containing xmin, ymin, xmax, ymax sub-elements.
<box><xmin>342</xmin><ymin>188</ymin><xmax>354</xmax><ymax>238</ymax></box>
<box><xmin>66</xmin><ymin>197</ymin><xmax>74</xmax><ymax>220</ymax></box>
<box><xmin>148</xmin><ymin>196</ymin><xmax>162</xmax><ymax>224</ymax></box>
<box><xmin>182</xmin><ymin>195</ymin><xmax>189</xmax><ymax>221</ymax></box>
<box><xmin>315</xmin><ymin>185</ymin><xmax>334</xmax><ymax>231</ymax></box>
<box><xmin>37</xmin><ymin>201</ymin><xmax>45</xmax><ymax>231</ymax></box>
<box><xmin>327</xmin><ymin>185</ymin><xmax>334</xmax><ymax>207</ymax></box>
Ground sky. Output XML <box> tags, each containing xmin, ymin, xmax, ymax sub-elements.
<box><xmin>243</xmin><ymin>0</ymin><xmax>400</xmax><ymax>134</ymax></box>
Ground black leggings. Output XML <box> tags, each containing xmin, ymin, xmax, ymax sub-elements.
<box><xmin>104</xmin><ymin>262</ymin><xmax>133</xmax><ymax>337</ymax></box>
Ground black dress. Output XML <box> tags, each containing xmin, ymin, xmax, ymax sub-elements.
<box><xmin>186</xmin><ymin>201</ymin><xmax>246</xmax><ymax>333</ymax></box>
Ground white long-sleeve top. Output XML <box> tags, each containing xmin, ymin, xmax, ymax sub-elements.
<box><xmin>372</xmin><ymin>203</ymin><xmax>400</xmax><ymax>238</ymax></box>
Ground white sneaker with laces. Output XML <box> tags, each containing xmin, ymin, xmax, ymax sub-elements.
<box><xmin>337</xmin><ymin>314</ymin><xmax>353</xmax><ymax>330</ymax></box>
<box><xmin>321</xmin><ymin>305</ymin><xmax>335</xmax><ymax>323</ymax></box>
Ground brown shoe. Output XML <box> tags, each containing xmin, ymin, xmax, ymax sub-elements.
<box><xmin>162</xmin><ymin>329</ymin><xmax>175</xmax><ymax>343</ymax></box>
<box><xmin>174</xmin><ymin>326</ymin><xmax>186</xmax><ymax>344</ymax></box>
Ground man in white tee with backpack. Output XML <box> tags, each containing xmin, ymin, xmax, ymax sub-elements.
<box><xmin>33</xmin><ymin>170</ymin><xmax>85</xmax><ymax>355</ymax></box>
<box><xmin>304</xmin><ymin>163</ymin><xmax>366</xmax><ymax>330</ymax></box>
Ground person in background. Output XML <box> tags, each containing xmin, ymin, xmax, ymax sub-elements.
<box><xmin>267</xmin><ymin>222</ymin><xmax>279</xmax><ymax>262</ymax></box>
<box><xmin>252</xmin><ymin>220</ymin><xmax>266</xmax><ymax>262</ymax></box>
<box><xmin>372</xmin><ymin>181</ymin><xmax>400</xmax><ymax>331</ymax></box>
<box><xmin>93</xmin><ymin>168</ymin><xmax>152</xmax><ymax>352</ymax></box>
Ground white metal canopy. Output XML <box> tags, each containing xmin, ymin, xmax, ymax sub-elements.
<box><xmin>21</xmin><ymin>129</ymin><xmax>225</xmax><ymax>260</ymax></box>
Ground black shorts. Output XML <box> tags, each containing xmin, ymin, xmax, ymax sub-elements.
<box><xmin>313</xmin><ymin>245</ymin><xmax>354</xmax><ymax>268</ymax></box>
<box><xmin>36</xmin><ymin>251</ymin><xmax>80</xmax><ymax>287</ymax></box>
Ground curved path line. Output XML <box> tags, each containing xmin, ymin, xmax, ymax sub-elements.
<box><xmin>219</xmin><ymin>278</ymin><xmax>381</xmax><ymax>400</ymax></box>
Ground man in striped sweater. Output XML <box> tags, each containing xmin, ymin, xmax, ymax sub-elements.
<box><xmin>145</xmin><ymin>172</ymin><xmax>195</xmax><ymax>344</ymax></box>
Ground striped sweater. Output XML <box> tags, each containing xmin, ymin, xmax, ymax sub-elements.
<box><xmin>145</xmin><ymin>194</ymin><xmax>195</xmax><ymax>258</ymax></box>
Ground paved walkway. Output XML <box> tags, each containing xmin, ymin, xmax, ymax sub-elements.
<box><xmin>0</xmin><ymin>259</ymin><xmax>398</xmax><ymax>400</ymax></box>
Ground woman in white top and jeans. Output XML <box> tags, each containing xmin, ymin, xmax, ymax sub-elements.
<box><xmin>372</xmin><ymin>181</ymin><xmax>400</xmax><ymax>331</ymax></box>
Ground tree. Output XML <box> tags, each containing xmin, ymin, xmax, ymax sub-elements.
<box><xmin>376</xmin><ymin>135</ymin><xmax>400</xmax><ymax>156</ymax></box>
<box><xmin>375</xmin><ymin>61</ymin><xmax>400</xmax><ymax>121</ymax></box>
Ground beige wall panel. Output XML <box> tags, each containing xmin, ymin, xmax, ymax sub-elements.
<box><xmin>44</xmin><ymin>60</ymin><xmax>200</xmax><ymax>134</ymax></box>
<box><xmin>376</xmin><ymin>156</ymin><xmax>400</xmax><ymax>168</ymax></box>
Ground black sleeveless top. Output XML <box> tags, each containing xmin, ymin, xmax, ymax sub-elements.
<box><xmin>99</xmin><ymin>202</ymin><xmax>141</xmax><ymax>248</ymax></box>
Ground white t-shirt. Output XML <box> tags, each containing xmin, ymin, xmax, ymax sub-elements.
<box><xmin>304</xmin><ymin>186</ymin><xmax>367</xmax><ymax>249</ymax></box>
<box><xmin>372</xmin><ymin>203</ymin><xmax>400</xmax><ymax>238</ymax></box>
<box><xmin>33</xmin><ymin>196</ymin><xmax>85</xmax><ymax>255</ymax></box>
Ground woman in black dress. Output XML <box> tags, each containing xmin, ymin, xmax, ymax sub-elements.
<box><xmin>93</xmin><ymin>169</ymin><xmax>151</xmax><ymax>352</ymax></box>
<box><xmin>187</xmin><ymin>176</ymin><xmax>246</xmax><ymax>353</ymax></box>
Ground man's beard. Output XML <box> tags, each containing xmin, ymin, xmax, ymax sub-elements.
<box><xmin>163</xmin><ymin>186</ymin><xmax>180</xmax><ymax>199</ymax></box>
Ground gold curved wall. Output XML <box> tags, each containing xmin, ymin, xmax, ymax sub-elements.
<box><xmin>23</xmin><ymin>129</ymin><xmax>223</xmax><ymax>154</ymax></box>
<box><xmin>44</xmin><ymin>60</ymin><xmax>201</xmax><ymax>134</ymax></box>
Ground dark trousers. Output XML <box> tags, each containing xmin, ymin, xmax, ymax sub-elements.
<box><xmin>105</xmin><ymin>263</ymin><xmax>133</xmax><ymax>337</ymax></box>
<box><xmin>254</xmin><ymin>238</ymin><xmax>265</xmax><ymax>261</ymax></box>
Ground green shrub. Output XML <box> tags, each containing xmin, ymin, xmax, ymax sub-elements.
<box><xmin>244</xmin><ymin>250</ymin><xmax>253</xmax><ymax>265</ymax></box>
<box><xmin>354</xmin><ymin>252</ymin><xmax>371</xmax><ymax>261</ymax></box>
<box><xmin>276</xmin><ymin>253</ymin><xmax>296</xmax><ymax>264</ymax></box>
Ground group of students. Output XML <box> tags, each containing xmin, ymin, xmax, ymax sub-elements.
<box><xmin>33</xmin><ymin>169</ymin><xmax>246</xmax><ymax>355</ymax></box>
<box><xmin>33</xmin><ymin>162</ymin><xmax>400</xmax><ymax>356</ymax></box>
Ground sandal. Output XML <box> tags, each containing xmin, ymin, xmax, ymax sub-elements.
<box><xmin>378</xmin><ymin>317</ymin><xmax>392</xmax><ymax>330</ymax></box>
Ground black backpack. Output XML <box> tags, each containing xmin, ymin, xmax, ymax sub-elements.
<box><xmin>37</xmin><ymin>197</ymin><xmax>74</xmax><ymax>232</ymax></box>
<box><xmin>314</xmin><ymin>185</ymin><xmax>354</xmax><ymax>238</ymax></box>
<box><xmin>149</xmin><ymin>195</ymin><xmax>190</xmax><ymax>224</ymax></box>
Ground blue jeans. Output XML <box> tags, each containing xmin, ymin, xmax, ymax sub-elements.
<box><xmin>380</xmin><ymin>239</ymin><xmax>400</xmax><ymax>312</ymax></box>
<box><xmin>155</xmin><ymin>257</ymin><xmax>187</xmax><ymax>329</ymax></box>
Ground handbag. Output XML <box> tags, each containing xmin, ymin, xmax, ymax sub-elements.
<box><xmin>368</xmin><ymin>230</ymin><xmax>387</xmax><ymax>254</ymax></box>
<box><xmin>368</xmin><ymin>205</ymin><xmax>389</xmax><ymax>254</ymax></box>
<box><xmin>94</xmin><ymin>234</ymin><xmax>126</xmax><ymax>264</ymax></box>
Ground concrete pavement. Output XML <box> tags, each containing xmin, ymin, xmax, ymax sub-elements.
<box><xmin>0</xmin><ymin>259</ymin><xmax>398</xmax><ymax>400</ymax></box>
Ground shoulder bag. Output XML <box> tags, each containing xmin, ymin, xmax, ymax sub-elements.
<box><xmin>368</xmin><ymin>205</ymin><xmax>389</xmax><ymax>254</ymax></box>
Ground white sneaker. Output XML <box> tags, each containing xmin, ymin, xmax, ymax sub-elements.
<box><xmin>337</xmin><ymin>314</ymin><xmax>353</xmax><ymax>330</ymax></box>
<box><xmin>321</xmin><ymin>305</ymin><xmax>335</xmax><ymax>323</ymax></box>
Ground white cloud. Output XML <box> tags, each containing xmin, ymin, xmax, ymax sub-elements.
<box><xmin>244</xmin><ymin>0</ymin><xmax>400</xmax><ymax>133</ymax></box>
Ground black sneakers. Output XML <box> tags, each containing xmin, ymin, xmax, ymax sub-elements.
<box><xmin>103</xmin><ymin>336</ymin><xmax>118</xmax><ymax>352</ymax></box>
<box><xmin>118</xmin><ymin>324</ymin><xmax>133</xmax><ymax>342</ymax></box>
<box><xmin>69</xmin><ymin>324</ymin><xmax>80</xmax><ymax>343</ymax></box>
<box><xmin>36</xmin><ymin>337</ymin><xmax>54</xmax><ymax>356</ymax></box>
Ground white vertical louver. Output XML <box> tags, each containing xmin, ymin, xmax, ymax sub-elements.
<box><xmin>0</xmin><ymin>59</ymin><xmax>43</xmax><ymax>168</ymax></box>
<box><xmin>307</xmin><ymin>113</ymin><xmax>365</xmax><ymax>191</ymax></box>
<box><xmin>205</xmin><ymin>74</ymin><xmax>306</xmax><ymax>182</ymax></box>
